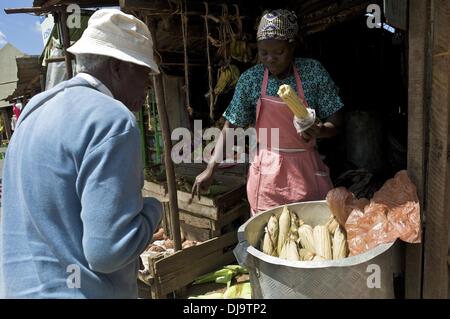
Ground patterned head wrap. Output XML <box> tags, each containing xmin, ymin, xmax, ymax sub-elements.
<box><xmin>257</xmin><ymin>9</ymin><xmax>299</xmax><ymax>42</ymax></box>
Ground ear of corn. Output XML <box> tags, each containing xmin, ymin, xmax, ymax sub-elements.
<box><xmin>262</xmin><ymin>226</ymin><xmax>277</xmax><ymax>256</ymax></box>
<box><xmin>282</xmin><ymin>235</ymin><xmax>300</xmax><ymax>261</ymax></box>
<box><xmin>277</xmin><ymin>206</ymin><xmax>291</xmax><ymax>254</ymax></box>
<box><xmin>267</xmin><ymin>214</ymin><xmax>279</xmax><ymax>247</ymax></box>
<box><xmin>289</xmin><ymin>212</ymin><xmax>300</xmax><ymax>241</ymax></box>
<box><xmin>299</xmin><ymin>248</ymin><xmax>315</xmax><ymax>261</ymax></box>
<box><xmin>313</xmin><ymin>225</ymin><xmax>332</xmax><ymax>260</ymax></box>
<box><xmin>193</xmin><ymin>268</ymin><xmax>235</xmax><ymax>285</ymax></box>
<box><xmin>259</xmin><ymin>206</ymin><xmax>350</xmax><ymax>262</ymax></box>
<box><xmin>278</xmin><ymin>241</ymin><xmax>287</xmax><ymax>259</ymax></box>
<box><xmin>262</xmin><ymin>214</ymin><xmax>279</xmax><ymax>256</ymax></box>
<box><xmin>325</xmin><ymin>216</ymin><xmax>340</xmax><ymax>235</ymax></box>
<box><xmin>277</xmin><ymin>84</ymin><xmax>309</xmax><ymax>119</ymax></box>
<box><xmin>297</xmin><ymin>224</ymin><xmax>316</xmax><ymax>253</ymax></box>
<box><xmin>332</xmin><ymin>227</ymin><xmax>348</xmax><ymax>260</ymax></box>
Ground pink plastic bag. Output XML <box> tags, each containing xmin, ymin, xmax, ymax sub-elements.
<box><xmin>329</xmin><ymin>171</ymin><xmax>421</xmax><ymax>256</ymax></box>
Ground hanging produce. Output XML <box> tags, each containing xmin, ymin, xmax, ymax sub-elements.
<box><xmin>213</xmin><ymin>64</ymin><xmax>240</xmax><ymax>99</ymax></box>
<box><xmin>229</xmin><ymin>4</ymin><xmax>253</xmax><ymax>63</ymax></box>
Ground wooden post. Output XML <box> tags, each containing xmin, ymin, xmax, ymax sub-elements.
<box><xmin>422</xmin><ymin>0</ymin><xmax>450</xmax><ymax>299</ymax></box>
<box><xmin>148</xmin><ymin>18</ymin><xmax>182</xmax><ymax>252</ymax></box>
<box><xmin>58</xmin><ymin>9</ymin><xmax>73</xmax><ymax>79</ymax></box>
<box><xmin>203</xmin><ymin>2</ymin><xmax>214</xmax><ymax>123</ymax></box>
<box><xmin>1</xmin><ymin>110</ymin><xmax>11</xmax><ymax>140</ymax></box>
<box><xmin>405</xmin><ymin>0</ymin><xmax>431</xmax><ymax>299</ymax></box>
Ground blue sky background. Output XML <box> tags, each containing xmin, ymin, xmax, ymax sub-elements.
<box><xmin>0</xmin><ymin>0</ymin><xmax>45</xmax><ymax>55</ymax></box>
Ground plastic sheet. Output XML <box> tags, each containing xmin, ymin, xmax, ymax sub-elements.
<box><xmin>328</xmin><ymin>170</ymin><xmax>421</xmax><ymax>256</ymax></box>
<box><xmin>326</xmin><ymin>187</ymin><xmax>368</xmax><ymax>227</ymax></box>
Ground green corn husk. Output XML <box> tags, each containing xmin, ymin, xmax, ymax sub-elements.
<box><xmin>192</xmin><ymin>268</ymin><xmax>235</xmax><ymax>285</ymax></box>
<box><xmin>223</xmin><ymin>265</ymin><xmax>248</xmax><ymax>274</ymax></box>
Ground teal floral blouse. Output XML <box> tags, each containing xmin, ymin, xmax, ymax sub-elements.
<box><xmin>223</xmin><ymin>57</ymin><xmax>344</xmax><ymax>127</ymax></box>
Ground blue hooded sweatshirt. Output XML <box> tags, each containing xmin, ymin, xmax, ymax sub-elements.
<box><xmin>0</xmin><ymin>76</ymin><xmax>162</xmax><ymax>298</ymax></box>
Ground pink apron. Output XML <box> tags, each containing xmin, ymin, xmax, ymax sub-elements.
<box><xmin>247</xmin><ymin>66</ymin><xmax>333</xmax><ymax>214</ymax></box>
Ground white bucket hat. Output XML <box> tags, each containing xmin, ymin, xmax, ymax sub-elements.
<box><xmin>67</xmin><ymin>9</ymin><xmax>159</xmax><ymax>74</ymax></box>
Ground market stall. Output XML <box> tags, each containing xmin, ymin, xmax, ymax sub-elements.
<box><xmin>5</xmin><ymin>0</ymin><xmax>449</xmax><ymax>299</ymax></box>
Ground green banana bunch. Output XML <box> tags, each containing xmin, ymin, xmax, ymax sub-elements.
<box><xmin>230</xmin><ymin>34</ymin><xmax>253</xmax><ymax>63</ymax></box>
<box><xmin>213</xmin><ymin>64</ymin><xmax>240</xmax><ymax>96</ymax></box>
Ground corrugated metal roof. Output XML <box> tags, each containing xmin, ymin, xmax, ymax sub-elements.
<box><xmin>6</xmin><ymin>56</ymin><xmax>42</xmax><ymax>102</ymax></box>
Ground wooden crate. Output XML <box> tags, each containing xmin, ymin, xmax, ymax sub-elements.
<box><xmin>179</xmin><ymin>202</ymin><xmax>249</xmax><ymax>242</ymax></box>
<box><xmin>140</xmin><ymin>231</ymin><xmax>238</xmax><ymax>299</ymax></box>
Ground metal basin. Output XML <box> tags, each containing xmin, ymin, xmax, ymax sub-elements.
<box><xmin>234</xmin><ymin>201</ymin><xmax>398</xmax><ymax>299</ymax></box>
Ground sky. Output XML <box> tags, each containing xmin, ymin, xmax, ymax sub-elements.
<box><xmin>0</xmin><ymin>0</ymin><xmax>45</xmax><ymax>55</ymax></box>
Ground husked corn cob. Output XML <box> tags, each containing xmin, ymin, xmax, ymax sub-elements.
<box><xmin>313</xmin><ymin>225</ymin><xmax>332</xmax><ymax>260</ymax></box>
<box><xmin>277</xmin><ymin>84</ymin><xmax>309</xmax><ymax>119</ymax></box>
<box><xmin>298</xmin><ymin>248</ymin><xmax>315</xmax><ymax>261</ymax></box>
<box><xmin>297</xmin><ymin>224</ymin><xmax>316</xmax><ymax>254</ymax></box>
<box><xmin>332</xmin><ymin>227</ymin><xmax>348</xmax><ymax>260</ymax></box>
<box><xmin>325</xmin><ymin>216</ymin><xmax>340</xmax><ymax>235</ymax></box>
<box><xmin>277</xmin><ymin>206</ymin><xmax>291</xmax><ymax>254</ymax></box>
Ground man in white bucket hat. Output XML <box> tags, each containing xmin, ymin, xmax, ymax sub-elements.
<box><xmin>1</xmin><ymin>9</ymin><xmax>163</xmax><ymax>298</ymax></box>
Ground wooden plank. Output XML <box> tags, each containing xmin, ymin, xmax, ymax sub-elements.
<box><xmin>405</xmin><ymin>0</ymin><xmax>430</xmax><ymax>299</ymax></box>
<box><xmin>177</xmin><ymin>199</ymin><xmax>219</xmax><ymax>220</ymax></box>
<box><xmin>213</xmin><ymin>184</ymin><xmax>247</xmax><ymax>209</ymax></box>
<box><xmin>159</xmin><ymin>250</ymin><xmax>236</xmax><ymax>297</ymax></box>
<box><xmin>214</xmin><ymin>202</ymin><xmax>249</xmax><ymax>230</ymax></box>
<box><xmin>153</xmin><ymin>231</ymin><xmax>237</xmax><ymax>275</ymax></box>
<box><xmin>120</xmin><ymin>0</ymin><xmax>171</xmax><ymax>11</ymax></box>
<box><xmin>177</xmin><ymin>190</ymin><xmax>215</xmax><ymax>207</ymax></box>
<box><xmin>180</xmin><ymin>221</ymin><xmax>212</xmax><ymax>242</ymax></box>
<box><xmin>384</xmin><ymin>0</ymin><xmax>408</xmax><ymax>30</ymax></box>
<box><xmin>175</xmin><ymin>163</ymin><xmax>248</xmax><ymax>180</ymax></box>
<box><xmin>179</xmin><ymin>211</ymin><xmax>212</xmax><ymax>229</ymax></box>
<box><xmin>143</xmin><ymin>180</ymin><xmax>167</xmax><ymax>196</ymax></box>
<box><xmin>423</xmin><ymin>0</ymin><xmax>450</xmax><ymax>299</ymax></box>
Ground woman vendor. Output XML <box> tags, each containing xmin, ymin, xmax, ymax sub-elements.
<box><xmin>192</xmin><ymin>9</ymin><xmax>344</xmax><ymax>214</ymax></box>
